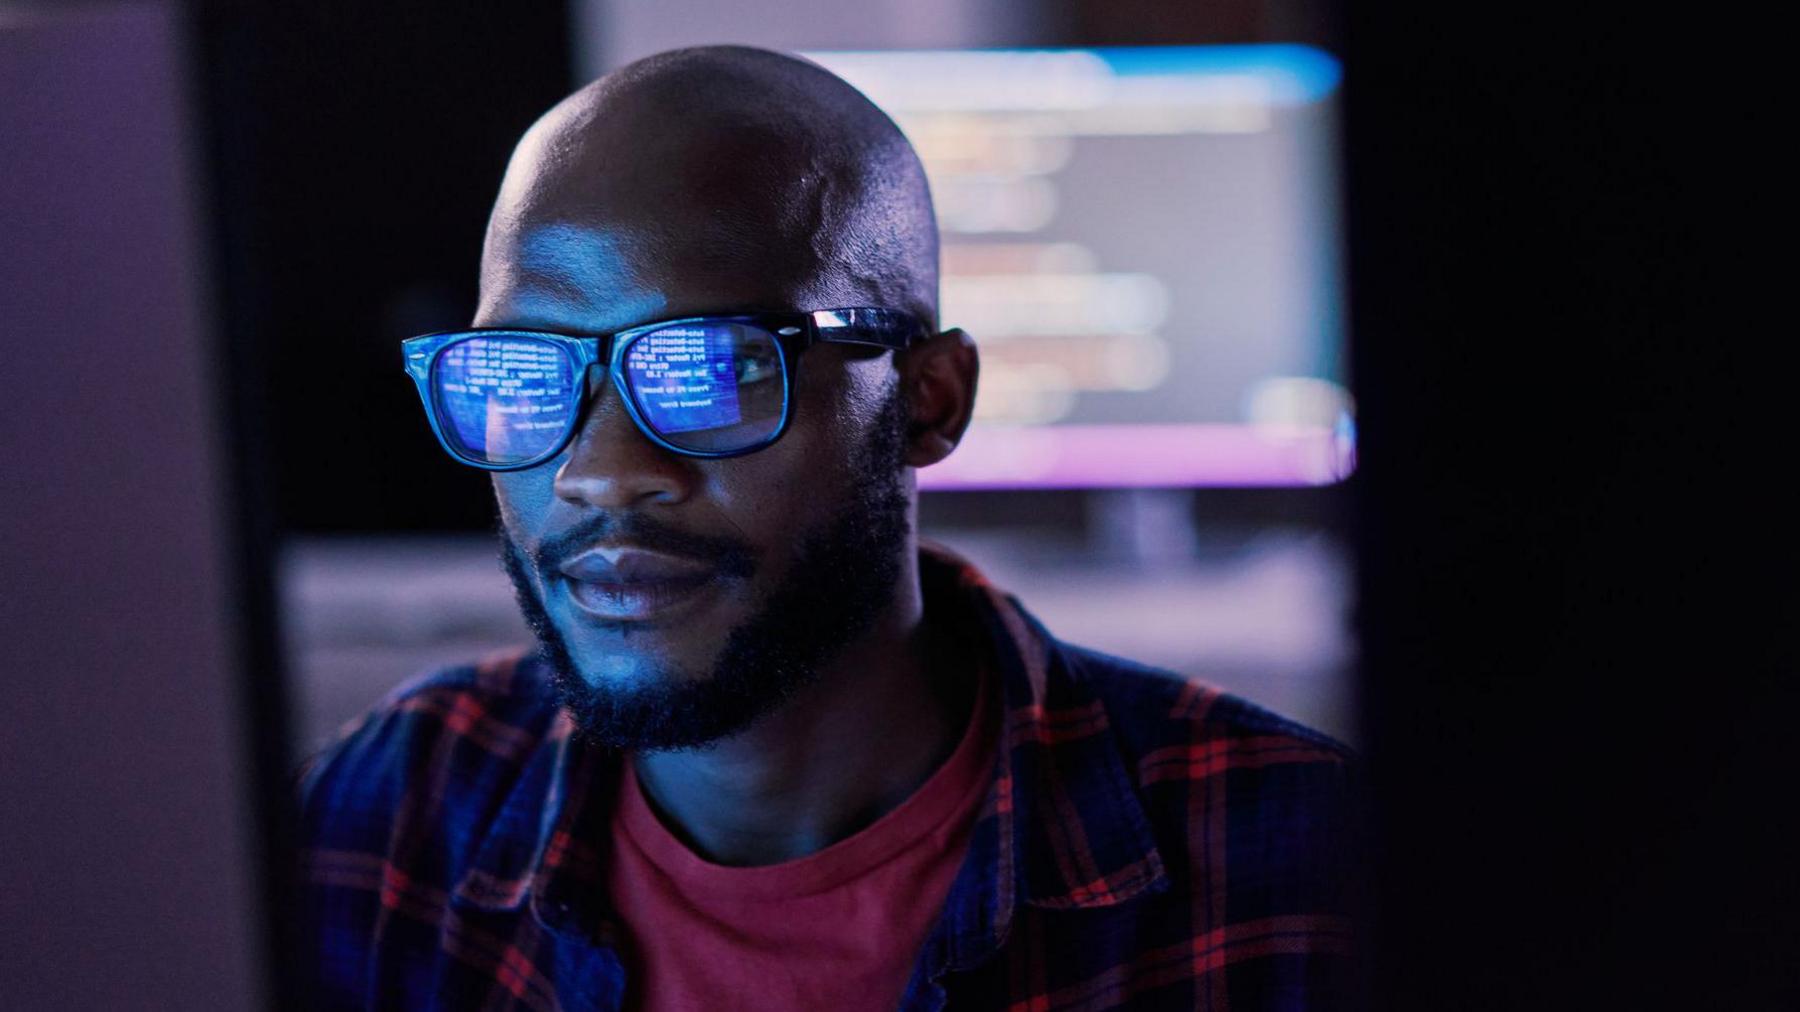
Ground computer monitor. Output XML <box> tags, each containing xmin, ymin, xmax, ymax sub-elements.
<box><xmin>806</xmin><ymin>46</ymin><xmax>1353</xmax><ymax>489</ymax></box>
<box><xmin>1</xmin><ymin>2</ymin><xmax>271</xmax><ymax>1004</ymax></box>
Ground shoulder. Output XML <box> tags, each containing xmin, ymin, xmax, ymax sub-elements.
<box><xmin>293</xmin><ymin>651</ymin><xmax>571</xmax><ymax>1002</ymax></box>
<box><xmin>1058</xmin><ymin>638</ymin><xmax>1354</xmax><ymax>768</ymax></box>
<box><xmin>293</xmin><ymin>648</ymin><xmax>563</xmax><ymax>857</ymax></box>
<box><xmin>1057</xmin><ymin>638</ymin><xmax>1362</xmax><ymax>904</ymax></box>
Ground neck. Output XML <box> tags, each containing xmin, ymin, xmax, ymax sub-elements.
<box><xmin>630</xmin><ymin>550</ymin><xmax>975</xmax><ymax>866</ymax></box>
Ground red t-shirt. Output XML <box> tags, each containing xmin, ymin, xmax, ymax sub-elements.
<box><xmin>605</xmin><ymin>666</ymin><xmax>997</xmax><ymax>1011</ymax></box>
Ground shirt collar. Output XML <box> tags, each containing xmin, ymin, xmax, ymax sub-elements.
<box><xmin>916</xmin><ymin>539</ymin><xmax>1167</xmax><ymax>920</ymax></box>
<box><xmin>449</xmin><ymin>540</ymin><xmax>1168</xmax><ymax>934</ymax></box>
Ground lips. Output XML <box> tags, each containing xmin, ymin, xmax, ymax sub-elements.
<box><xmin>555</xmin><ymin>545</ymin><xmax>723</xmax><ymax>622</ymax></box>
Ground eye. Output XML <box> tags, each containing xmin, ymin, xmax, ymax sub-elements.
<box><xmin>734</xmin><ymin>342</ymin><xmax>781</xmax><ymax>384</ymax></box>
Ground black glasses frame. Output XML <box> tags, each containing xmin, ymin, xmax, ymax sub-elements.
<box><xmin>402</xmin><ymin>307</ymin><xmax>927</xmax><ymax>470</ymax></box>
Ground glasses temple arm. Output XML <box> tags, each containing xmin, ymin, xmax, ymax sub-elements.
<box><xmin>810</xmin><ymin>308</ymin><xmax>928</xmax><ymax>350</ymax></box>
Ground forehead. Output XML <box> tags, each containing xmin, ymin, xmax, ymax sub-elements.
<box><xmin>475</xmin><ymin>215</ymin><xmax>867</xmax><ymax>334</ymax></box>
<box><xmin>475</xmin><ymin>109</ymin><xmax>865</xmax><ymax>334</ymax></box>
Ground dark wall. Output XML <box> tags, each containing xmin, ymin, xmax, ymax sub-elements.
<box><xmin>1345</xmin><ymin>4</ymin><xmax>1789</xmax><ymax>1007</ymax></box>
<box><xmin>197</xmin><ymin>1</ymin><xmax>575</xmax><ymax>533</ymax></box>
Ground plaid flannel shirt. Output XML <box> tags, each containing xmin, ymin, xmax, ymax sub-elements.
<box><xmin>298</xmin><ymin>542</ymin><xmax>1360</xmax><ymax>1010</ymax></box>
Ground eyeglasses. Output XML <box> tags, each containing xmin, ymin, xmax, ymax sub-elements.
<box><xmin>402</xmin><ymin>307</ymin><xmax>927</xmax><ymax>469</ymax></box>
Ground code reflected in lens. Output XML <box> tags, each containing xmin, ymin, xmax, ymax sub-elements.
<box><xmin>624</xmin><ymin>322</ymin><xmax>785</xmax><ymax>453</ymax></box>
<box><xmin>433</xmin><ymin>336</ymin><xmax>576</xmax><ymax>464</ymax></box>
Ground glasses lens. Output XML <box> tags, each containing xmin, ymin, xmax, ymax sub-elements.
<box><xmin>431</xmin><ymin>335</ymin><xmax>579</xmax><ymax>466</ymax></box>
<box><xmin>622</xmin><ymin>321</ymin><xmax>787</xmax><ymax>453</ymax></box>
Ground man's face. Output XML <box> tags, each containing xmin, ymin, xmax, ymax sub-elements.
<box><xmin>480</xmin><ymin>219</ymin><xmax>915</xmax><ymax>751</ymax></box>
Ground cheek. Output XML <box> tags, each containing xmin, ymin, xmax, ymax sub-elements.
<box><xmin>800</xmin><ymin>348</ymin><xmax>895</xmax><ymax>455</ymax></box>
<box><xmin>704</xmin><ymin>359</ymin><xmax>882</xmax><ymax>536</ymax></box>
<box><xmin>486</xmin><ymin>355</ymin><xmax>892</xmax><ymax>554</ymax></box>
<box><xmin>491</xmin><ymin>470</ymin><xmax>558</xmax><ymax>538</ymax></box>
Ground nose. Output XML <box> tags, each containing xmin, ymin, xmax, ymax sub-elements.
<box><xmin>552</xmin><ymin>368</ymin><xmax>697</xmax><ymax>509</ymax></box>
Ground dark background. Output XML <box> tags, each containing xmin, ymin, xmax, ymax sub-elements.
<box><xmin>197</xmin><ymin>1</ymin><xmax>576</xmax><ymax>533</ymax></box>
<box><xmin>1344</xmin><ymin>8</ymin><xmax>1793</xmax><ymax>1008</ymax></box>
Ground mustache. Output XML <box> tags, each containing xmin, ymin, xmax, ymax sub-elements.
<box><xmin>525</xmin><ymin>512</ymin><xmax>757</xmax><ymax>579</ymax></box>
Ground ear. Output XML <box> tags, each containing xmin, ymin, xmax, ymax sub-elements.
<box><xmin>896</xmin><ymin>327</ymin><xmax>978</xmax><ymax>468</ymax></box>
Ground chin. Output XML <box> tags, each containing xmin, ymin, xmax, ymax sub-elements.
<box><xmin>550</xmin><ymin>590</ymin><xmax>746</xmax><ymax>688</ymax></box>
<box><xmin>561</xmin><ymin>638</ymin><xmax>709</xmax><ymax>691</ymax></box>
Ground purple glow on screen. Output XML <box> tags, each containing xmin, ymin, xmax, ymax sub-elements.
<box><xmin>918</xmin><ymin>423</ymin><xmax>1355</xmax><ymax>490</ymax></box>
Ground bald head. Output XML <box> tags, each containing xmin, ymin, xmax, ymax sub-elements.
<box><xmin>474</xmin><ymin>50</ymin><xmax>980</xmax><ymax>755</ymax></box>
<box><xmin>480</xmin><ymin>46</ymin><xmax>939</xmax><ymax>328</ymax></box>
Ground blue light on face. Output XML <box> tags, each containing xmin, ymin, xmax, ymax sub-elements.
<box><xmin>626</xmin><ymin>325</ymin><xmax>745</xmax><ymax>435</ymax></box>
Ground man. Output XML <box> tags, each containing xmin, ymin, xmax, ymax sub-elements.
<box><xmin>298</xmin><ymin>45</ymin><xmax>1359</xmax><ymax>1010</ymax></box>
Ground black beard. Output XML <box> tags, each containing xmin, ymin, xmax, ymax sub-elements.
<box><xmin>499</xmin><ymin>385</ymin><xmax>913</xmax><ymax>752</ymax></box>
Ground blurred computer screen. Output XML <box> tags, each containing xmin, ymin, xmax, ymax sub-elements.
<box><xmin>809</xmin><ymin>46</ymin><xmax>1352</xmax><ymax>490</ymax></box>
